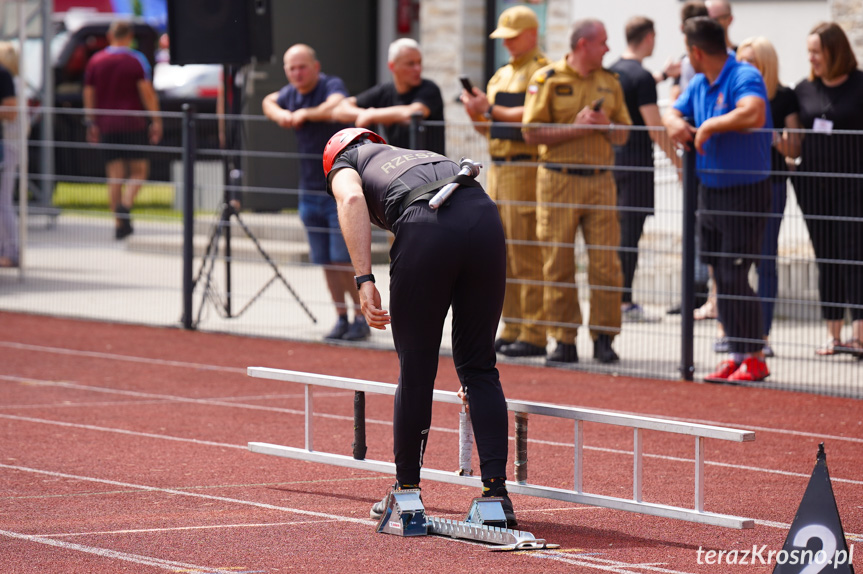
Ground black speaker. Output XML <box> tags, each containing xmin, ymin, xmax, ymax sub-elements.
<box><xmin>167</xmin><ymin>0</ymin><xmax>273</xmax><ymax>65</ymax></box>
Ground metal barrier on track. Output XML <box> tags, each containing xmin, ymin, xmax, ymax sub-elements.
<box><xmin>246</xmin><ymin>367</ymin><xmax>756</xmax><ymax>529</ymax></box>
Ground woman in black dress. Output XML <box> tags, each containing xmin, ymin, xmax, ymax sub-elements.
<box><xmin>794</xmin><ymin>22</ymin><xmax>863</xmax><ymax>357</ymax></box>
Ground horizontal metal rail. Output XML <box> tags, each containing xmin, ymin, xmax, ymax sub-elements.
<box><xmin>247</xmin><ymin>367</ymin><xmax>755</xmax><ymax>529</ymax></box>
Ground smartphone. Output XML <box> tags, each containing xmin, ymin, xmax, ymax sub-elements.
<box><xmin>592</xmin><ymin>97</ymin><xmax>605</xmax><ymax>111</ymax></box>
<box><xmin>459</xmin><ymin>75</ymin><xmax>474</xmax><ymax>93</ymax></box>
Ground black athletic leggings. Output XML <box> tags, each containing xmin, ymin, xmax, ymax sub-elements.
<box><xmin>795</xmin><ymin>176</ymin><xmax>863</xmax><ymax>322</ymax></box>
<box><xmin>388</xmin><ymin>187</ymin><xmax>509</xmax><ymax>485</ymax></box>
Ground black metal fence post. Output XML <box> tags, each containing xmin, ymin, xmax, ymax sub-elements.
<box><xmin>181</xmin><ymin>104</ymin><xmax>197</xmax><ymax>330</ymax></box>
<box><xmin>409</xmin><ymin>112</ymin><xmax>422</xmax><ymax>150</ymax></box>
<box><xmin>680</xmin><ymin>146</ymin><xmax>698</xmax><ymax>380</ymax></box>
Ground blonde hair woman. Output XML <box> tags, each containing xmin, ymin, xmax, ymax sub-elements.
<box><xmin>731</xmin><ymin>37</ymin><xmax>801</xmax><ymax>358</ymax></box>
<box><xmin>0</xmin><ymin>41</ymin><xmax>19</xmax><ymax>268</ymax></box>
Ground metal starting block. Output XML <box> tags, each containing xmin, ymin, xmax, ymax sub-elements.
<box><xmin>375</xmin><ymin>493</ymin><xmax>557</xmax><ymax>551</ymax></box>
<box><xmin>375</xmin><ymin>489</ymin><xmax>428</xmax><ymax>537</ymax></box>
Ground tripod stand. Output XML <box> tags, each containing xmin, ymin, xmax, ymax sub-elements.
<box><xmin>187</xmin><ymin>64</ymin><xmax>316</xmax><ymax>329</ymax></box>
<box><xmin>189</xmin><ymin>199</ymin><xmax>316</xmax><ymax>329</ymax></box>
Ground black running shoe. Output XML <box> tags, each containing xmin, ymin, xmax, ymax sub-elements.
<box><xmin>485</xmin><ymin>487</ymin><xmax>517</xmax><ymax>529</ymax></box>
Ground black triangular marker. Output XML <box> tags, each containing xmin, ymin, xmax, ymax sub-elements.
<box><xmin>773</xmin><ymin>443</ymin><xmax>855</xmax><ymax>573</ymax></box>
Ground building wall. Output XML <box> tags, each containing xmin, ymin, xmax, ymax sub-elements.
<box><xmin>834</xmin><ymin>0</ymin><xmax>863</xmax><ymax>65</ymax></box>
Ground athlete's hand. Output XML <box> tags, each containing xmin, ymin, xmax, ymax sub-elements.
<box><xmin>359</xmin><ymin>282</ymin><xmax>390</xmax><ymax>330</ymax></box>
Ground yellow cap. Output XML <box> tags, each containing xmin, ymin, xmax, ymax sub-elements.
<box><xmin>489</xmin><ymin>6</ymin><xmax>539</xmax><ymax>39</ymax></box>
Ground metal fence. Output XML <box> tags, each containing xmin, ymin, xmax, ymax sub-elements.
<box><xmin>1</xmin><ymin>106</ymin><xmax>860</xmax><ymax>398</ymax></box>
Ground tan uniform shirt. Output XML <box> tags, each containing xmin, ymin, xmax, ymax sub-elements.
<box><xmin>522</xmin><ymin>57</ymin><xmax>632</xmax><ymax>166</ymax></box>
<box><xmin>486</xmin><ymin>47</ymin><xmax>548</xmax><ymax>159</ymax></box>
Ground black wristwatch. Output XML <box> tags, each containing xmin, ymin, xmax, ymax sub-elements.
<box><xmin>355</xmin><ymin>274</ymin><xmax>375</xmax><ymax>290</ymax></box>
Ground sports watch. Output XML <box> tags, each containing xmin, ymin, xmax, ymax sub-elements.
<box><xmin>355</xmin><ymin>274</ymin><xmax>375</xmax><ymax>290</ymax></box>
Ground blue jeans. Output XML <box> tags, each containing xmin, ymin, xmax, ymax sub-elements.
<box><xmin>757</xmin><ymin>179</ymin><xmax>787</xmax><ymax>337</ymax></box>
<box><xmin>298</xmin><ymin>192</ymin><xmax>350</xmax><ymax>265</ymax></box>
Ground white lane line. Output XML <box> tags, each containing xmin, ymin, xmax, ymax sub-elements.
<box><xmin>0</xmin><ymin>413</ymin><xmax>248</xmax><ymax>450</ymax></box>
<box><xmin>0</xmin><ymin>341</ymin><xmax>247</xmax><ymax>374</ymax></box>
<box><xmin>0</xmin><ymin>463</ymin><xmax>378</xmax><ymax>527</ymax></box>
<box><xmin>531</xmin><ymin>552</ymin><xmax>695</xmax><ymax>574</ymax></box>
<box><xmin>0</xmin><ymin>528</ymin><xmax>240</xmax><ymax>573</ymax></box>
<box><xmin>3</xmin><ymin>343</ymin><xmax>860</xmax><ymax>446</ymax></box>
<box><xmin>44</xmin><ymin>519</ymin><xmax>337</xmax><ymax>538</ymax></box>
<box><xmin>3</xmin><ymin>378</ymin><xmax>863</xmax><ymax>487</ymax></box>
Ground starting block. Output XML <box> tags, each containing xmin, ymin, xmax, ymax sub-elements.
<box><xmin>375</xmin><ymin>489</ymin><xmax>427</xmax><ymax>537</ymax></box>
<box><xmin>376</xmin><ymin>491</ymin><xmax>557</xmax><ymax>551</ymax></box>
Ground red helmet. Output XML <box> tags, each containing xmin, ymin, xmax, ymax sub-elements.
<box><xmin>323</xmin><ymin>127</ymin><xmax>386</xmax><ymax>177</ymax></box>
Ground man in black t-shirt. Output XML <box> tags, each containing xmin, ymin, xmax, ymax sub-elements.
<box><xmin>323</xmin><ymin>127</ymin><xmax>514</xmax><ymax>528</ymax></box>
<box><xmin>610</xmin><ymin>17</ymin><xmax>680</xmax><ymax>323</ymax></box>
<box><xmin>333</xmin><ymin>38</ymin><xmax>445</xmax><ymax>154</ymax></box>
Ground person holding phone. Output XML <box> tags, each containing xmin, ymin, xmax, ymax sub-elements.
<box><xmin>522</xmin><ymin>18</ymin><xmax>631</xmax><ymax>365</ymax></box>
<box><xmin>460</xmin><ymin>6</ymin><xmax>550</xmax><ymax>358</ymax></box>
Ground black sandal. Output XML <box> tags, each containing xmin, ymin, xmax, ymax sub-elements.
<box><xmin>835</xmin><ymin>339</ymin><xmax>863</xmax><ymax>356</ymax></box>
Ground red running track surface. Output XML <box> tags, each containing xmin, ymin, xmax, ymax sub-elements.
<box><xmin>1</xmin><ymin>311</ymin><xmax>861</xmax><ymax>573</ymax></box>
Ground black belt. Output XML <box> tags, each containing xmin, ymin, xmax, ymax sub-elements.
<box><xmin>545</xmin><ymin>165</ymin><xmax>608</xmax><ymax>177</ymax></box>
<box><xmin>491</xmin><ymin>154</ymin><xmax>536</xmax><ymax>162</ymax></box>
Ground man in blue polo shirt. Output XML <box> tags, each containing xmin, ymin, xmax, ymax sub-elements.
<box><xmin>263</xmin><ymin>44</ymin><xmax>369</xmax><ymax>342</ymax></box>
<box><xmin>663</xmin><ymin>16</ymin><xmax>772</xmax><ymax>383</ymax></box>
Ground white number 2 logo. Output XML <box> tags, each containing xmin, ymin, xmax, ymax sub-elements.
<box><xmin>792</xmin><ymin>524</ymin><xmax>837</xmax><ymax>574</ymax></box>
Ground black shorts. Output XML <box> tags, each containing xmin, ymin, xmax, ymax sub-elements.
<box><xmin>102</xmin><ymin>130</ymin><xmax>150</xmax><ymax>163</ymax></box>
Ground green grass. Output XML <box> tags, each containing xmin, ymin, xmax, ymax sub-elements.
<box><xmin>53</xmin><ymin>182</ymin><xmax>179</xmax><ymax>217</ymax></box>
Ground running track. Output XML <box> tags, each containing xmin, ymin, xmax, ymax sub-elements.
<box><xmin>1</xmin><ymin>311</ymin><xmax>860</xmax><ymax>573</ymax></box>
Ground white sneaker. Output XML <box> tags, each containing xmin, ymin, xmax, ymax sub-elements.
<box><xmin>622</xmin><ymin>303</ymin><xmax>660</xmax><ymax>323</ymax></box>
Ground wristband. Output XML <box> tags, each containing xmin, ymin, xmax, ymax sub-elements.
<box><xmin>484</xmin><ymin>104</ymin><xmax>495</xmax><ymax>120</ymax></box>
<box><xmin>355</xmin><ymin>274</ymin><xmax>375</xmax><ymax>290</ymax></box>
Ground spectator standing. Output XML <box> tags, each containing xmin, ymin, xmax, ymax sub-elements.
<box><xmin>324</xmin><ymin>127</ymin><xmax>516</xmax><ymax>528</ymax></box>
<box><xmin>522</xmin><ymin>19</ymin><xmax>632</xmax><ymax>365</ymax></box>
<box><xmin>667</xmin><ymin>1</ymin><xmax>711</xmax><ymax>316</ymax></box>
<box><xmin>610</xmin><ymin>17</ymin><xmax>681</xmax><ymax>323</ymax></box>
<box><xmin>669</xmin><ymin>2</ymin><xmax>710</xmax><ymax>103</ymax></box>
<box><xmin>333</xmin><ymin>38</ymin><xmax>445</xmax><ymax>154</ymax></box>
<box><xmin>663</xmin><ymin>17</ymin><xmax>773</xmax><ymax>383</ymax></box>
<box><xmin>794</xmin><ymin>22</ymin><xmax>863</xmax><ymax>357</ymax></box>
<box><xmin>736</xmin><ymin>37</ymin><xmax>802</xmax><ymax>358</ymax></box>
<box><xmin>461</xmin><ymin>5</ymin><xmax>549</xmax><ymax>357</ymax></box>
<box><xmin>0</xmin><ymin>44</ymin><xmax>18</xmax><ymax>268</ymax></box>
<box><xmin>83</xmin><ymin>20</ymin><xmax>162</xmax><ymax>240</ymax></box>
<box><xmin>262</xmin><ymin>44</ymin><xmax>368</xmax><ymax>342</ymax></box>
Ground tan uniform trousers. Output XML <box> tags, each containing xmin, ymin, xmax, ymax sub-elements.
<box><xmin>487</xmin><ymin>160</ymin><xmax>546</xmax><ymax>348</ymax></box>
<box><xmin>536</xmin><ymin>167</ymin><xmax>622</xmax><ymax>343</ymax></box>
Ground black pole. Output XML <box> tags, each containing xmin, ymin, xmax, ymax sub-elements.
<box><xmin>409</xmin><ymin>111</ymin><xmax>422</xmax><ymax>150</ymax></box>
<box><xmin>680</xmin><ymin>145</ymin><xmax>697</xmax><ymax>381</ymax></box>
<box><xmin>181</xmin><ymin>104</ymin><xmax>196</xmax><ymax>330</ymax></box>
<box><xmin>223</xmin><ymin>64</ymin><xmax>242</xmax><ymax>318</ymax></box>
<box><xmin>352</xmin><ymin>391</ymin><xmax>367</xmax><ymax>460</ymax></box>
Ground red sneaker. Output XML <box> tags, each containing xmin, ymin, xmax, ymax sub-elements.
<box><xmin>704</xmin><ymin>359</ymin><xmax>739</xmax><ymax>383</ymax></box>
<box><xmin>727</xmin><ymin>356</ymin><xmax>770</xmax><ymax>382</ymax></box>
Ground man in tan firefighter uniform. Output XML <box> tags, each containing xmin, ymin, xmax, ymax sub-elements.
<box><xmin>522</xmin><ymin>18</ymin><xmax>631</xmax><ymax>365</ymax></box>
<box><xmin>461</xmin><ymin>5</ymin><xmax>549</xmax><ymax>357</ymax></box>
